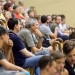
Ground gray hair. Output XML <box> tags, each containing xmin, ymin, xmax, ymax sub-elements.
<box><xmin>25</xmin><ymin>18</ymin><xmax>37</xmax><ymax>28</ymax></box>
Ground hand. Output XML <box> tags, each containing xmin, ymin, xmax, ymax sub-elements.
<box><xmin>48</xmin><ymin>46</ymin><xmax>53</xmax><ymax>53</ymax></box>
<box><xmin>55</xmin><ymin>27</ymin><xmax>58</xmax><ymax>31</ymax></box>
<box><xmin>37</xmin><ymin>47</ymin><xmax>43</xmax><ymax>51</ymax></box>
<box><xmin>8</xmin><ymin>39</ymin><xmax>13</xmax><ymax>48</ymax></box>
<box><xmin>35</xmin><ymin>29</ymin><xmax>42</xmax><ymax>38</ymax></box>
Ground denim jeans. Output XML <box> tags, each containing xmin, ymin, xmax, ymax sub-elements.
<box><xmin>60</xmin><ymin>35</ymin><xmax>69</xmax><ymax>41</ymax></box>
<box><xmin>22</xmin><ymin>55</ymin><xmax>43</xmax><ymax>75</ymax></box>
<box><xmin>34</xmin><ymin>49</ymin><xmax>50</xmax><ymax>56</ymax></box>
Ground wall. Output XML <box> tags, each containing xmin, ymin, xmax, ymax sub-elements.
<box><xmin>16</xmin><ymin>0</ymin><xmax>75</xmax><ymax>26</ymax></box>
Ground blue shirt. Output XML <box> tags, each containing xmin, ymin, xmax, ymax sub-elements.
<box><xmin>9</xmin><ymin>32</ymin><xmax>26</xmax><ymax>67</ymax></box>
<box><xmin>57</xmin><ymin>28</ymin><xmax>64</xmax><ymax>37</ymax></box>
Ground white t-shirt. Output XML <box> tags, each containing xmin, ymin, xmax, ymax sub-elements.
<box><xmin>59</xmin><ymin>23</ymin><xmax>67</xmax><ymax>30</ymax></box>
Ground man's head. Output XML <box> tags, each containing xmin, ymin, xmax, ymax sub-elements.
<box><xmin>63</xmin><ymin>40</ymin><xmax>75</xmax><ymax>65</ymax></box>
<box><xmin>55</xmin><ymin>15</ymin><xmax>61</xmax><ymax>25</ymax></box>
<box><xmin>41</xmin><ymin>15</ymin><xmax>47</xmax><ymax>24</ymax></box>
<box><xmin>47</xmin><ymin>15</ymin><xmax>52</xmax><ymax>23</ymax></box>
<box><xmin>50</xmin><ymin>51</ymin><xmax>65</xmax><ymax>73</ymax></box>
<box><xmin>0</xmin><ymin>26</ymin><xmax>9</xmax><ymax>47</ymax></box>
<box><xmin>7</xmin><ymin>18</ymin><xmax>21</xmax><ymax>32</ymax></box>
<box><xmin>60</xmin><ymin>14</ymin><xmax>66</xmax><ymax>25</ymax></box>
<box><xmin>25</xmin><ymin>18</ymin><xmax>39</xmax><ymax>32</ymax></box>
<box><xmin>39</xmin><ymin>56</ymin><xmax>57</xmax><ymax>75</ymax></box>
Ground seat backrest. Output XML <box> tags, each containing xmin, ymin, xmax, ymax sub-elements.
<box><xmin>53</xmin><ymin>41</ymin><xmax>63</xmax><ymax>52</ymax></box>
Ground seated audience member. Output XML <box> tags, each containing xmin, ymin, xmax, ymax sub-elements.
<box><xmin>59</xmin><ymin>15</ymin><xmax>69</xmax><ymax>33</ymax></box>
<box><xmin>30</xmin><ymin>6</ymin><xmax>37</xmax><ymax>18</ymax></box>
<box><xmin>51</xmin><ymin>14</ymin><xmax>57</xmax><ymax>24</ymax></box>
<box><xmin>47</xmin><ymin>15</ymin><xmax>52</xmax><ymax>26</ymax></box>
<box><xmin>59</xmin><ymin>15</ymin><xmax>67</xmax><ymax>30</ymax></box>
<box><xmin>18</xmin><ymin>18</ymin><xmax>53</xmax><ymax>55</ymax></box>
<box><xmin>39</xmin><ymin>56</ymin><xmax>57</xmax><ymax>75</ymax></box>
<box><xmin>20</xmin><ymin>18</ymin><xmax>26</xmax><ymax>29</ymax></box>
<box><xmin>0</xmin><ymin>1</ymin><xmax>7</xmax><ymax>29</ymax></box>
<box><xmin>63</xmin><ymin>40</ymin><xmax>75</xmax><ymax>75</ymax></box>
<box><xmin>0</xmin><ymin>26</ymin><xmax>29</xmax><ymax>75</ymax></box>
<box><xmin>39</xmin><ymin>15</ymin><xmax>62</xmax><ymax>46</ymax></box>
<box><xmin>50</xmin><ymin>15</ymin><xmax>69</xmax><ymax>41</ymax></box>
<box><xmin>51</xmin><ymin>51</ymin><xmax>69</xmax><ymax>75</ymax></box>
<box><xmin>69</xmin><ymin>31</ymin><xmax>75</xmax><ymax>40</ymax></box>
<box><xmin>18</xmin><ymin>6</ymin><xmax>26</xmax><ymax>19</ymax></box>
<box><xmin>13</xmin><ymin>5</ymin><xmax>24</xmax><ymax>19</ymax></box>
<box><xmin>28</xmin><ymin>10</ymin><xmax>35</xmax><ymax>18</ymax></box>
<box><xmin>3</xmin><ymin>3</ymin><xmax>14</xmax><ymax>18</ymax></box>
<box><xmin>3</xmin><ymin>11</ymin><xmax>12</xmax><ymax>22</ymax></box>
<box><xmin>7</xmin><ymin>18</ymin><xmax>43</xmax><ymax>75</ymax></box>
<box><xmin>36</xmin><ymin>15</ymin><xmax>41</xmax><ymax>25</ymax></box>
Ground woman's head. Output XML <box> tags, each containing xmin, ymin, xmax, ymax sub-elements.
<box><xmin>4</xmin><ymin>3</ymin><xmax>13</xmax><ymax>12</ymax></box>
<box><xmin>3</xmin><ymin>11</ymin><xmax>12</xmax><ymax>20</ymax></box>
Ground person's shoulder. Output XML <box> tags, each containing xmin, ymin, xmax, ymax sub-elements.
<box><xmin>9</xmin><ymin>32</ymin><xmax>17</xmax><ymax>38</ymax></box>
<box><xmin>9</xmin><ymin>32</ymin><xmax>20</xmax><ymax>41</ymax></box>
<box><xmin>63</xmin><ymin>69</ymin><xmax>69</xmax><ymax>75</ymax></box>
<box><xmin>19</xmin><ymin>28</ymin><xmax>30</xmax><ymax>34</ymax></box>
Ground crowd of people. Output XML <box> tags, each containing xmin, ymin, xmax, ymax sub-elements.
<box><xmin>0</xmin><ymin>0</ymin><xmax>75</xmax><ymax>75</ymax></box>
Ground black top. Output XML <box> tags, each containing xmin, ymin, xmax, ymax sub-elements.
<box><xmin>65</xmin><ymin>61</ymin><xmax>75</xmax><ymax>75</ymax></box>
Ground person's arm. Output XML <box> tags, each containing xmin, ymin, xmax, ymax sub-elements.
<box><xmin>18</xmin><ymin>31</ymin><xmax>41</xmax><ymax>54</ymax></box>
<box><xmin>5</xmin><ymin>39</ymin><xmax>13</xmax><ymax>61</ymax></box>
<box><xmin>30</xmin><ymin>46</ymin><xmax>43</xmax><ymax>53</ymax></box>
<box><xmin>49</xmin><ymin>27</ymin><xmax>58</xmax><ymax>39</ymax></box>
<box><xmin>35</xmin><ymin>29</ymin><xmax>43</xmax><ymax>48</ymax></box>
<box><xmin>0</xmin><ymin>59</ymin><xmax>27</xmax><ymax>72</ymax></box>
<box><xmin>20</xmin><ymin>48</ymin><xmax>35</xmax><ymax>57</ymax></box>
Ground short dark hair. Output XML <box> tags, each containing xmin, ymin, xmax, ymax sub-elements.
<box><xmin>39</xmin><ymin>56</ymin><xmax>54</xmax><ymax>70</ymax></box>
<box><xmin>41</xmin><ymin>15</ymin><xmax>47</xmax><ymax>23</ymax></box>
<box><xmin>63</xmin><ymin>40</ymin><xmax>75</xmax><ymax>55</ymax></box>
<box><xmin>7</xmin><ymin>18</ymin><xmax>19</xmax><ymax>30</ymax></box>
<box><xmin>0</xmin><ymin>26</ymin><xmax>8</xmax><ymax>36</ymax></box>
<box><xmin>69</xmin><ymin>32</ymin><xmax>75</xmax><ymax>40</ymax></box>
<box><xmin>60</xmin><ymin>14</ymin><xmax>65</xmax><ymax>21</ymax></box>
<box><xmin>50</xmin><ymin>51</ymin><xmax>65</xmax><ymax>60</ymax></box>
<box><xmin>28</xmin><ymin>10</ymin><xmax>33</xmax><ymax>15</ymax></box>
<box><xmin>51</xmin><ymin>14</ymin><xmax>57</xmax><ymax>18</ymax></box>
<box><xmin>13</xmin><ymin>5</ymin><xmax>18</xmax><ymax>10</ymax></box>
<box><xmin>52</xmin><ymin>17</ymin><xmax>56</xmax><ymax>21</ymax></box>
